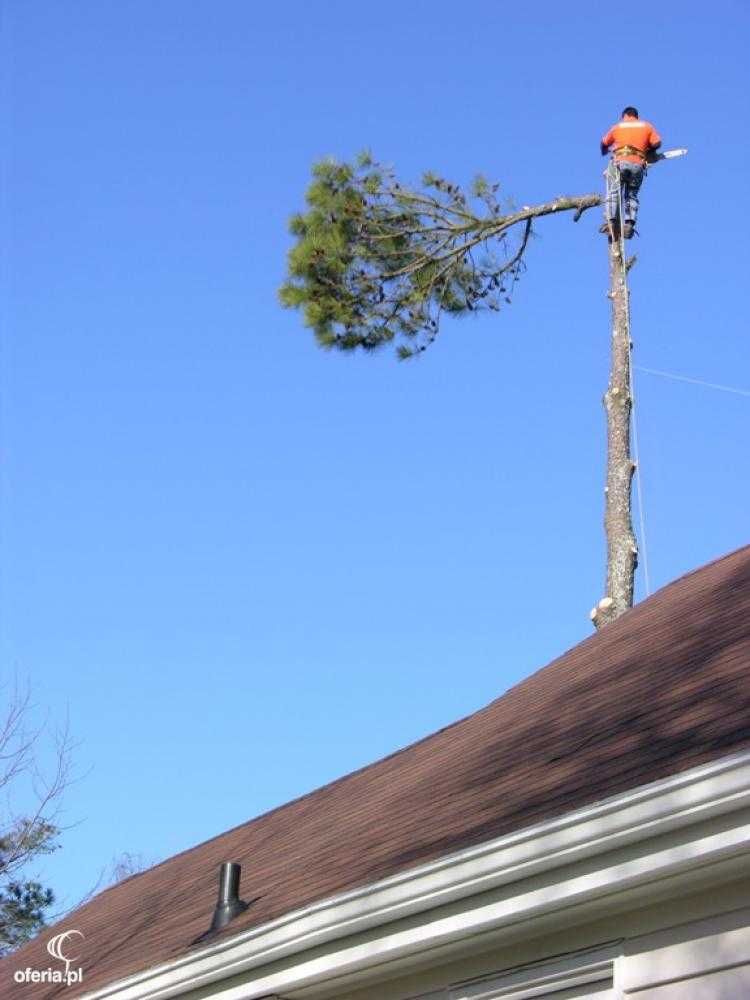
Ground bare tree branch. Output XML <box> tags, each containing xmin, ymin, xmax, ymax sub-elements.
<box><xmin>0</xmin><ymin>681</ymin><xmax>76</xmax><ymax>954</ymax></box>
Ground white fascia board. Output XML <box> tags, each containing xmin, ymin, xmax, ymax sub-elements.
<box><xmin>82</xmin><ymin>749</ymin><xmax>750</xmax><ymax>1000</ymax></box>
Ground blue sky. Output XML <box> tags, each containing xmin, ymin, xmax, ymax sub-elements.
<box><xmin>3</xmin><ymin>1</ymin><xmax>749</xmax><ymax>910</ymax></box>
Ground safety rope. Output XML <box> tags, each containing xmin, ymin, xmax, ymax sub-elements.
<box><xmin>630</xmin><ymin>358</ymin><xmax>651</xmax><ymax>595</ymax></box>
<box><xmin>635</xmin><ymin>366</ymin><xmax>750</xmax><ymax>398</ymax></box>
<box><xmin>612</xmin><ymin>164</ymin><xmax>652</xmax><ymax>596</ymax></box>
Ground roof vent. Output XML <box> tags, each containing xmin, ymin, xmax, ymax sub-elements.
<box><xmin>210</xmin><ymin>862</ymin><xmax>248</xmax><ymax>932</ymax></box>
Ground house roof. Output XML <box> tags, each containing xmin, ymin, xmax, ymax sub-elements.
<box><xmin>6</xmin><ymin>544</ymin><xmax>750</xmax><ymax>999</ymax></box>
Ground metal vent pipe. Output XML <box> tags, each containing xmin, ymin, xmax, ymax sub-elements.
<box><xmin>210</xmin><ymin>862</ymin><xmax>248</xmax><ymax>932</ymax></box>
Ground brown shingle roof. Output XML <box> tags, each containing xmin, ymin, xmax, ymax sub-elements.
<box><xmin>5</xmin><ymin>544</ymin><xmax>750</xmax><ymax>998</ymax></box>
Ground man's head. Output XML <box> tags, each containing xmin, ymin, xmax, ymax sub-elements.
<box><xmin>622</xmin><ymin>106</ymin><xmax>639</xmax><ymax>119</ymax></box>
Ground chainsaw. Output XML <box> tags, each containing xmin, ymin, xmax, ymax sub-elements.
<box><xmin>646</xmin><ymin>147</ymin><xmax>688</xmax><ymax>164</ymax></box>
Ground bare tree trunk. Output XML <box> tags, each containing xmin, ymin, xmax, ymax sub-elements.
<box><xmin>590</xmin><ymin>239</ymin><xmax>637</xmax><ymax>628</ymax></box>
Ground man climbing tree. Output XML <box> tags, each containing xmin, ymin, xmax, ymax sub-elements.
<box><xmin>599</xmin><ymin>107</ymin><xmax>662</xmax><ymax>239</ymax></box>
<box><xmin>280</xmin><ymin>139</ymin><xmax>682</xmax><ymax>627</ymax></box>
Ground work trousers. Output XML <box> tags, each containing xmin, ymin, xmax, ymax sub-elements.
<box><xmin>606</xmin><ymin>161</ymin><xmax>645</xmax><ymax>225</ymax></box>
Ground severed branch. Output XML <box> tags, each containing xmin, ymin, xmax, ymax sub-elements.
<box><xmin>280</xmin><ymin>154</ymin><xmax>603</xmax><ymax>357</ymax></box>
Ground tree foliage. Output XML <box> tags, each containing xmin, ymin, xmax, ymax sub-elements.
<box><xmin>280</xmin><ymin>153</ymin><xmax>599</xmax><ymax>358</ymax></box>
<box><xmin>0</xmin><ymin>684</ymin><xmax>73</xmax><ymax>955</ymax></box>
<box><xmin>0</xmin><ymin>878</ymin><xmax>55</xmax><ymax>955</ymax></box>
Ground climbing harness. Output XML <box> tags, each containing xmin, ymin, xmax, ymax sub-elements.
<box><xmin>613</xmin><ymin>144</ymin><xmax>647</xmax><ymax>162</ymax></box>
<box><xmin>603</xmin><ymin>148</ymin><xmax>687</xmax><ymax>242</ymax></box>
<box><xmin>604</xmin><ymin>158</ymin><xmax>622</xmax><ymax>244</ymax></box>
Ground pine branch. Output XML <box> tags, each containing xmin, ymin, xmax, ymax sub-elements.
<box><xmin>280</xmin><ymin>155</ymin><xmax>601</xmax><ymax>357</ymax></box>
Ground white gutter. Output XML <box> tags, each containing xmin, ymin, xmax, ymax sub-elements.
<box><xmin>81</xmin><ymin>748</ymin><xmax>750</xmax><ymax>1000</ymax></box>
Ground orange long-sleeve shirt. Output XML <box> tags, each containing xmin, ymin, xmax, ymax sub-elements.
<box><xmin>601</xmin><ymin>118</ymin><xmax>662</xmax><ymax>164</ymax></box>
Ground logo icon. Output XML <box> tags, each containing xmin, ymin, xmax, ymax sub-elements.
<box><xmin>13</xmin><ymin>929</ymin><xmax>84</xmax><ymax>987</ymax></box>
<box><xmin>47</xmin><ymin>930</ymin><xmax>84</xmax><ymax>976</ymax></box>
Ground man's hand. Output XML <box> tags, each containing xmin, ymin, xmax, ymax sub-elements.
<box><xmin>600</xmin><ymin>142</ymin><xmax>610</xmax><ymax>156</ymax></box>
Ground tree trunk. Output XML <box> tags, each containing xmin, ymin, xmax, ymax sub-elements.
<box><xmin>590</xmin><ymin>239</ymin><xmax>637</xmax><ymax>629</ymax></box>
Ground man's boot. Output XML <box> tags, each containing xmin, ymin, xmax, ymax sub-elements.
<box><xmin>623</xmin><ymin>221</ymin><xmax>635</xmax><ymax>239</ymax></box>
<box><xmin>599</xmin><ymin>221</ymin><xmax>619</xmax><ymax>239</ymax></box>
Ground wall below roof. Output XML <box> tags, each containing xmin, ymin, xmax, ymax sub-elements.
<box><xmin>332</xmin><ymin>876</ymin><xmax>750</xmax><ymax>1000</ymax></box>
